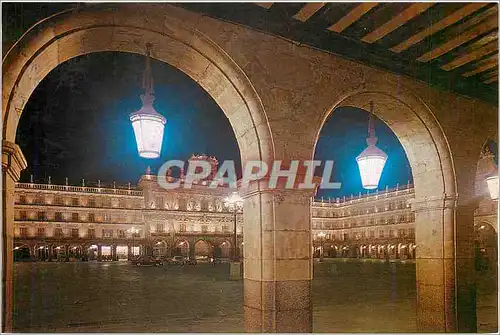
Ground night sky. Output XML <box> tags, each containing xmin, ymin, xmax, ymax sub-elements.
<box><xmin>17</xmin><ymin>51</ymin><xmax>413</xmax><ymax>196</ymax></box>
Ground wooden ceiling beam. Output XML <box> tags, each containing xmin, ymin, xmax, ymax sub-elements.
<box><xmin>417</xmin><ymin>16</ymin><xmax>498</xmax><ymax>63</ymax></box>
<box><xmin>361</xmin><ymin>3</ymin><xmax>434</xmax><ymax>43</ymax></box>
<box><xmin>484</xmin><ymin>76</ymin><xmax>498</xmax><ymax>84</ymax></box>
<box><xmin>390</xmin><ymin>3</ymin><xmax>489</xmax><ymax>53</ymax></box>
<box><xmin>255</xmin><ymin>3</ymin><xmax>273</xmax><ymax>9</ymax></box>
<box><xmin>462</xmin><ymin>61</ymin><xmax>497</xmax><ymax>77</ymax></box>
<box><xmin>482</xmin><ymin>69</ymin><xmax>498</xmax><ymax>82</ymax></box>
<box><xmin>441</xmin><ymin>40</ymin><xmax>498</xmax><ymax>71</ymax></box>
<box><xmin>293</xmin><ymin>2</ymin><xmax>326</xmax><ymax>22</ymax></box>
<box><xmin>328</xmin><ymin>3</ymin><xmax>378</xmax><ymax>33</ymax></box>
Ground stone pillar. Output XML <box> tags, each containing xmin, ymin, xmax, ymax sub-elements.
<box><xmin>127</xmin><ymin>245</ymin><xmax>132</xmax><ymax>260</ymax></box>
<box><xmin>242</xmin><ymin>186</ymin><xmax>314</xmax><ymax>332</ymax></box>
<box><xmin>29</xmin><ymin>245</ymin><xmax>36</xmax><ymax>261</ymax></box>
<box><xmin>47</xmin><ymin>244</ymin><xmax>53</xmax><ymax>262</ymax></box>
<box><xmin>112</xmin><ymin>245</ymin><xmax>117</xmax><ymax>261</ymax></box>
<box><xmin>97</xmin><ymin>245</ymin><xmax>102</xmax><ymax>261</ymax></box>
<box><xmin>414</xmin><ymin>196</ymin><xmax>477</xmax><ymax>332</ymax></box>
<box><xmin>2</xmin><ymin>141</ymin><xmax>27</xmax><ymax>332</ymax></box>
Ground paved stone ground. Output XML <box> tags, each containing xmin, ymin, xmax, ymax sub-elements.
<box><xmin>13</xmin><ymin>260</ymin><xmax>497</xmax><ymax>332</ymax></box>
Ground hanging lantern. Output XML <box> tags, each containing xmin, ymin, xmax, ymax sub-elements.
<box><xmin>356</xmin><ymin>102</ymin><xmax>387</xmax><ymax>190</ymax></box>
<box><xmin>130</xmin><ymin>43</ymin><xmax>166</xmax><ymax>159</ymax></box>
<box><xmin>486</xmin><ymin>175</ymin><xmax>499</xmax><ymax>200</ymax></box>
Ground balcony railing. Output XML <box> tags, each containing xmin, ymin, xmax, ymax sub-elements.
<box><xmin>313</xmin><ymin>184</ymin><xmax>414</xmax><ymax>207</ymax></box>
<box><xmin>16</xmin><ymin>182</ymin><xmax>143</xmax><ymax>196</ymax></box>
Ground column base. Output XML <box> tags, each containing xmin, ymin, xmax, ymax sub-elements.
<box><xmin>229</xmin><ymin>261</ymin><xmax>242</xmax><ymax>280</ymax></box>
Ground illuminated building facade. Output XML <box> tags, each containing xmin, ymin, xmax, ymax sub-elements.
<box><xmin>13</xmin><ymin>153</ymin><xmax>497</xmax><ymax>263</ymax></box>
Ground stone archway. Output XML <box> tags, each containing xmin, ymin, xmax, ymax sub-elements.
<box><xmin>194</xmin><ymin>239</ymin><xmax>212</xmax><ymax>261</ymax></box>
<box><xmin>312</xmin><ymin>80</ymin><xmax>478</xmax><ymax>332</ymax></box>
<box><xmin>2</xmin><ymin>4</ymin><xmax>275</xmax><ymax>332</ymax></box>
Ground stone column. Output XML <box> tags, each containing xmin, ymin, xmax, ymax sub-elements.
<box><xmin>414</xmin><ymin>196</ymin><xmax>477</xmax><ymax>332</ymax></box>
<box><xmin>242</xmin><ymin>186</ymin><xmax>314</xmax><ymax>332</ymax></box>
<box><xmin>127</xmin><ymin>245</ymin><xmax>132</xmax><ymax>260</ymax></box>
<box><xmin>2</xmin><ymin>141</ymin><xmax>27</xmax><ymax>332</ymax></box>
<box><xmin>97</xmin><ymin>245</ymin><xmax>102</xmax><ymax>261</ymax></box>
<box><xmin>112</xmin><ymin>245</ymin><xmax>117</xmax><ymax>261</ymax></box>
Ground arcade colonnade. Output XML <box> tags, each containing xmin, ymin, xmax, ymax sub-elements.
<box><xmin>2</xmin><ymin>4</ymin><xmax>497</xmax><ymax>333</ymax></box>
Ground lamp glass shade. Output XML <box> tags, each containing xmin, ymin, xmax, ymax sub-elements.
<box><xmin>356</xmin><ymin>144</ymin><xmax>387</xmax><ymax>190</ymax></box>
<box><xmin>486</xmin><ymin>175</ymin><xmax>499</xmax><ymax>200</ymax></box>
<box><xmin>130</xmin><ymin>106</ymin><xmax>166</xmax><ymax>159</ymax></box>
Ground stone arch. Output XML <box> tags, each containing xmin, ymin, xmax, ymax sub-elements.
<box><xmin>2</xmin><ymin>3</ymin><xmax>274</xmax><ymax>166</ymax></box>
<box><xmin>194</xmin><ymin>239</ymin><xmax>213</xmax><ymax>259</ymax></box>
<box><xmin>313</xmin><ymin>81</ymin><xmax>455</xmax><ymax>201</ymax></box>
<box><xmin>312</xmin><ymin>78</ymin><xmax>484</xmax><ymax>331</ymax></box>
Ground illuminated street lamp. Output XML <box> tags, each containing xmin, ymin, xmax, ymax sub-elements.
<box><xmin>127</xmin><ymin>227</ymin><xmax>140</xmax><ymax>259</ymax></box>
<box><xmin>486</xmin><ymin>175</ymin><xmax>499</xmax><ymax>200</ymax></box>
<box><xmin>224</xmin><ymin>192</ymin><xmax>243</xmax><ymax>261</ymax></box>
<box><xmin>130</xmin><ymin>43</ymin><xmax>166</xmax><ymax>159</ymax></box>
<box><xmin>356</xmin><ymin>102</ymin><xmax>387</xmax><ymax>190</ymax></box>
<box><xmin>317</xmin><ymin>232</ymin><xmax>326</xmax><ymax>262</ymax></box>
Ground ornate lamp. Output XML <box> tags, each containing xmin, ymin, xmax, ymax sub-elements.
<box><xmin>130</xmin><ymin>44</ymin><xmax>166</xmax><ymax>159</ymax></box>
<box><xmin>356</xmin><ymin>102</ymin><xmax>387</xmax><ymax>190</ymax></box>
<box><xmin>486</xmin><ymin>175</ymin><xmax>499</xmax><ymax>200</ymax></box>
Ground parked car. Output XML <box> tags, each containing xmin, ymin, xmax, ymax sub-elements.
<box><xmin>170</xmin><ymin>256</ymin><xmax>186</xmax><ymax>265</ymax></box>
<box><xmin>134</xmin><ymin>256</ymin><xmax>163</xmax><ymax>266</ymax></box>
<box><xmin>186</xmin><ymin>258</ymin><xmax>197</xmax><ymax>265</ymax></box>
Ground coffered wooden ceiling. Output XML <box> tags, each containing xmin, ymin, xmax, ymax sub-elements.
<box><xmin>179</xmin><ymin>2</ymin><xmax>499</xmax><ymax>104</ymax></box>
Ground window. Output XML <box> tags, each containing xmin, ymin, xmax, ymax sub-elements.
<box><xmin>398</xmin><ymin>229</ymin><xmax>406</xmax><ymax>238</ymax></box>
<box><xmin>105</xmin><ymin>214</ymin><xmax>112</xmax><ymax>222</ymax></box>
<box><xmin>20</xmin><ymin>211</ymin><xmax>27</xmax><ymax>220</ymax></box>
<box><xmin>179</xmin><ymin>224</ymin><xmax>186</xmax><ymax>232</ymax></box>
<box><xmin>361</xmin><ymin>231</ymin><xmax>366</xmax><ymax>239</ymax></box>
<box><xmin>388</xmin><ymin>216</ymin><xmax>395</xmax><ymax>224</ymax></box>
<box><xmin>155</xmin><ymin>196</ymin><xmax>164</xmax><ymax>209</ymax></box>
<box><xmin>379</xmin><ymin>230</ymin><xmax>385</xmax><ymax>238</ymax></box>
<box><xmin>72</xmin><ymin>198</ymin><xmax>79</xmax><ymax>206</ymax></box>
<box><xmin>398</xmin><ymin>215</ymin><xmax>405</xmax><ymax>223</ymax></box>
<box><xmin>388</xmin><ymin>229</ymin><xmax>394</xmax><ymax>238</ymax></box>
<box><xmin>34</xmin><ymin>195</ymin><xmax>44</xmax><ymax>205</ymax></box>
<box><xmin>88</xmin><ymin>197</ymin><xmax>96</xmax><ymax>207</ymax></box>
<box><xmin>20</xmin><ymin>227</ymin><xmax>28</xmax><ymax>237</ymax></box>
<box><xmin>118</xmin><ymin>230</ymin><xmax>125</xmax><ymax>238</ymax></box>
<box><xmin>54</xmin><ymin>196</ymin><xmax>64</xmax><ymax>205</ymax></box>
<box><xmin>369</xmin><ymin>230</ymin><xmax>375</xmax><ymax>238</ymax></box>
<box><xmin>409</xmin><ymin>212</ymin><xmax>415</xmax><ymax>222</ymax></box>
<box><xmin>103</xmin><ymin>229</ymin><xmax>113</xmax><ymax>238</ymax></box>
<box><xmin>88</xmin><ymin>213</ymin><xmax>95</xmax><ymax>222</ymax></box>
<box><xmin>102</xmin><ymin>197</ymin><xmax>111</xmax><ymax>207</ymax></box>
<box><xmin>55</xmin><ymin>212</ymin><xmax>63</xmax><ymax>221</ymax></box>
<box><xmin>19</xmin><ymin>195</ymin><xmax>27</xmax><ymax>204</ymax></box>
<box><xmin>37</xmin><ymin>211</ymin><xmax>46</xmax><ymax>221</ymax></box>
<box><xmin>222</xmin><ymin>225</ymin><xmax>229</xmax><ymax>232</ymax></box>
<box><xmin>37</xmin><ymin>227</ymin><xmax>45</xmax><ymax>237</ymax></box>
<box><xmin>88</xmin><ymin>229</ymin><xmax>96</xmax><ymax>238</ymax></box>
<box><xmin>54</xmin><ymin>228</ymin><xmax>63</xmax><ymax>237</ymax></box>
<box><xmin>408</xmin><ymin>228</ymin><xmax>415</xmax><ymax>237</ymax></box>
<box><xmin>201</xmin><ymin>225</ymin><xmax>208</xmax><ymax>233</ymax></box>
<box><xmin>119</xmin><ymin>198</ymin><xmax>126</xmax><ymax>208</ymax></box>
<box><xmin>156</xmin><ymin>223</ymin><xmax>164</xmax><ymax>233</ymax></box>
<box><xmin>71</xmin><ymin>228</ymin><xmax>79</xmax><ymax>238</ymax></box>
<box><xmin>72</xmin><ymin>213</ymin><xmax>79</xmax><ymax>222</ymax></box>
<box><xmin>369</xmin><ymin>218</ymin><xmax>375</xmax><ymax>226</ymax></box>
<box><xmin>343</xmin><ymin>233</ymin><xmax>348</xmax><ymax>241</ymax></box>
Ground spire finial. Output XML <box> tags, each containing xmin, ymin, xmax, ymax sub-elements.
<box><xmin>30</xmin><ymin>175</ymin><xmax>33</xmax><ymax>183</ymax></box>
<box><xmin>65</xmin><ymin>177</ymin><xmax>68</xmax><ymax>186</ymax></box>
<box><xmin>48</xmin><ymin>176</ymin><xmax>51</xmax><ymax>184</ymax></box>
